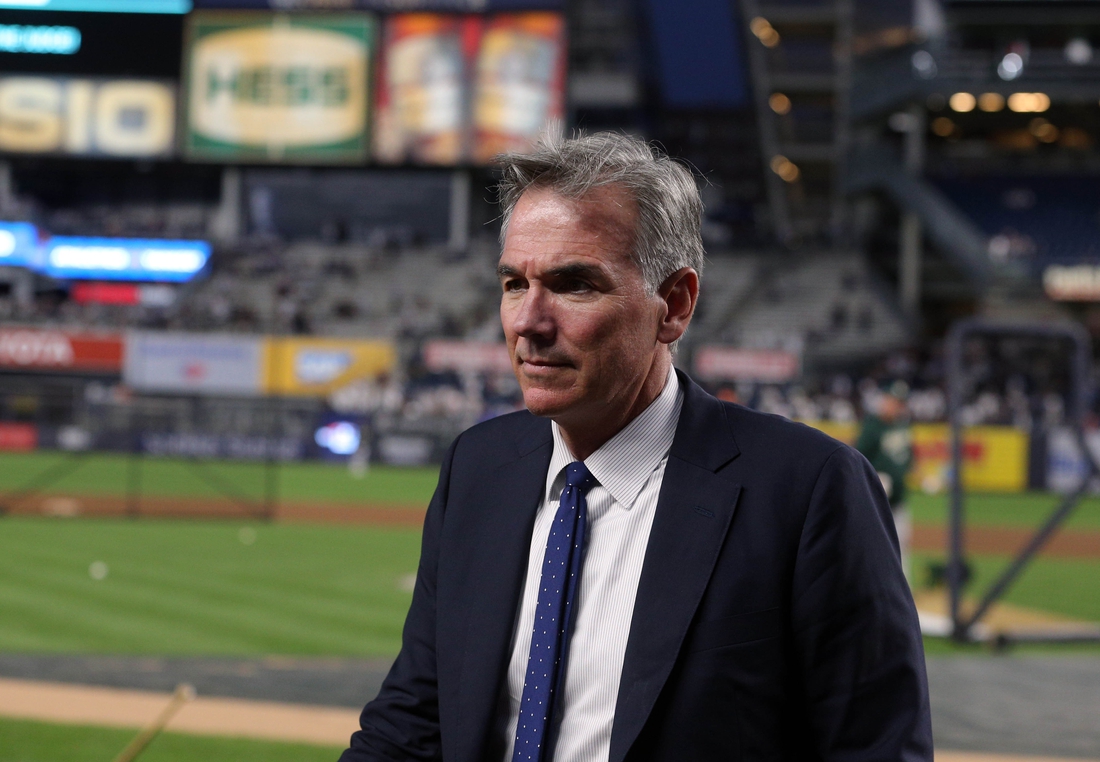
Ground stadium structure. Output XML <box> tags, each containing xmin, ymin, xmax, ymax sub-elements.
<box><xmin>0</xmin><ymin>1</ymin><xmax>1096</xmax><ymax>468</ymax></box>
<box><xmin>0</xmin><ymin>0</ymin><xmax>1096</xmax><ymax>620</ymax></box>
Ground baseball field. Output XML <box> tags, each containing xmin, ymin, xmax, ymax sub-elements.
<box><xmin>2</xmin><ymin>450</ymin><xmax>1099</xmax><ymax>759</ymax></box>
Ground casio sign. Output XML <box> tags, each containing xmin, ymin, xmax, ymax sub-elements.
<box><xmin>0</xmin><ymin>76</ymin><xmax>176</xmax><ymax>157</ymax></box>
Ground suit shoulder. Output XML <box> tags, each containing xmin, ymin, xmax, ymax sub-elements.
<box><xmin>452</xmin><ymin>408</ymin><xmax>550</xmax><ymax>457</ymax></box>
<box><xmin>722</xmin><ymin>402</ymin><xmax>851</xmax><ymax>462</ymax></box>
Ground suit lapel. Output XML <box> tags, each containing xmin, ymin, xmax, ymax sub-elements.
<box><xmin>454</xmin><ymin>415</ymin><xmax>552</xmax><ymax>762</ymax></box>
<box><xmin>608</xmin><ymin>374</ymin><xmax>742</xmax><ymax>762</ymax></box>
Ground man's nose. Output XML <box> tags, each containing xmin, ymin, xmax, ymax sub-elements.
<box><xmin>509</xmin><ymin>286</ymin><xmax>555</xmax><ymax>339</ymax></box>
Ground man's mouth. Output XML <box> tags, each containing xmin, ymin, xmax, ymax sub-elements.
<box><xmin>518</xmin><ymin>357</ymin><xmax>571</xmax><ymax>371</ymax></box>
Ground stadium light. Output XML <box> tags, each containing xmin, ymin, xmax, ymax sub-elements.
<box><xmin>770</xmin><ymin>155</ymin><xmax>799</xmax><ymax>183</ymax></box>
<box><xmin>1007</xmin><ymin>92</ymin><xmax>1050</xmax><ymax>113</ymax></box>
<box><xmin>1029</xmin><ymin>118</ymin><xmax>1059</xmax><ymax>143</ymax></box>
<box><xmin>997</xmin><ymin>52</ymin><xmax>1024</xmax><ymax>81</ymax></box>
<box><xmin>931</xmin><ymin>117</ymin><xmax>956</xmax><ymax>137</ymax></box>
<box><xmin>1065</xmin><ymin>38</ymin><xmax>1093</xmax><ymax>65</ymax></box>
<box><xmin>978</xmin><ymin>93</ymin><xmax>1005</xmax><ymax>112</ymax></box>
<box><xmin>750</xmin><ymin>17</ymin><xmax>780</xmax><ymax>48</ymax></box>
<box><xmin>949</xmin><ymin>92</ymin><xmax>976</xmax><ymax>112</ymax></box>
<box><xmin>769</xmin><ymin>93</ymin><xmax>791</xmax><ymax>115</ymax></box>
<box><xmin>911</xmin><ymin>50</ymin><xmax>937</xmax><ymax>80</ymax></box>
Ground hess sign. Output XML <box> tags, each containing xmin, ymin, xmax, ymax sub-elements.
<box><xmin>0</xmin><ymin>76</ymin><xmax>176</xmax><ymax>158</ymax></box>
<box><xmin>185</xmin><ymin>13</ymin><xmax>373</xmax><ymax>163</ymax></box>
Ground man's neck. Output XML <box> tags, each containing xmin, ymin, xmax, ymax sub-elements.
<box><xmin>557</xmin><ymin>356</ymin><xmax>673</xmax><ymax>461</ymax></box>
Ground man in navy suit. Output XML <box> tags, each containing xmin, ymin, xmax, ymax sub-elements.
<box><xmin>340</xmin><ymin>133</ymin><xmax>933</xmax><ymax>762</ymax></box>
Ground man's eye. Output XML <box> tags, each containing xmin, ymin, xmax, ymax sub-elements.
<box><xmin>502</xmin><ymin>279</ymin><xmax>525</xmax><ymax>292</ymax></box>
<box><xmin>562</xmin><ymin>279</ymin><xmax>591</xmax><ymax>293</ymax></box>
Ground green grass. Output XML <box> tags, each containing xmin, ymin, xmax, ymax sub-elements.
<box><xmin>912</xmin><ymin>551</ymin><xmax>1100</xmax><ymax>623</ymax></box>
<box><xmin>0</xmin><ymin>716</ymin><xmax>343</xmax><ymax>762</ymax></box>
<box><xmin>0</xmin><ymin>517</ymin><xmax>421</xmax><ymax>656</ymax></box>
<box><xmin>2</xmin><ymin>453</ymin><xmax>1098</xmax><ymax>662</ymax></box>
<box><xmin>914</xmin><ymin>549</ymin><xmax>1100</xmax><ymax>655</ymax></box>
<box><xmin>0</xmin><ymin>452</ymin><xmax>440</xmax><ymax>506</ymax></box>
<box><xmin>909</xmin><ymin>490</ymin><xmax>1100</xmax><ymax>530</ymax></box>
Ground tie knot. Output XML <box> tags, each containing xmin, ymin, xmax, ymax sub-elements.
<box><xmin>564</xmin><ymin>461</ymin><xmax>595</xmax><ymax>492</ymax></box>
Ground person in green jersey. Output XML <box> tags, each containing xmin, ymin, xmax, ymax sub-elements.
<box><xmin>856</xmin><ymin>379</ymin><xmax>914</xmax><ymax>581</ymax></box>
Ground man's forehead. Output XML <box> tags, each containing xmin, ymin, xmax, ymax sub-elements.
<box><xmin>514</xmin><ymin>184</ymin><xmax>637</xmax><ymax>237</ymax></box>
<box><xmin>501</xmin><ymin>187</ymin><xmax>636</xmax><ymax>270</ymax></box>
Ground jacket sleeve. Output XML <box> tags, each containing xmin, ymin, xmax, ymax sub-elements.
<box><xmin>790</xmin><ymin>445</ymin><xmax>934</xmax><ymax>762</ymax></box>
<box><xmin>339</xmin><ymin>436</ymin><xmax>458</xmax><ymax>762</ymax></box>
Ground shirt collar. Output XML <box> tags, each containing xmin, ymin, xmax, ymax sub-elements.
<box><xmin>546</xmin><ymin>368</ymin><xmax>683</xmax><ymax>510</ymax></box>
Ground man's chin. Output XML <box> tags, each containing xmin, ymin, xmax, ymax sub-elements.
<box><xmin>520</xmin><ymin>388</ymin><xmax>578</xmax><ymax>419</ymax></box>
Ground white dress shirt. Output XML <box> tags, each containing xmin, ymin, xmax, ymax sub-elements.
<box><xmin>501</xmin><ymin>369</ymin><xmax>683</xmax><ymax>762</ymax></box>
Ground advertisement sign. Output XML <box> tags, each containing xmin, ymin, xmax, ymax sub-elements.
<box><xmin>0</xmin><ymin>328</ymin><xmax>122</xmax><ymax>373</ymax></box>
<box><xmin>124</xmin><ymin>332</ymin><xmax>264</xmax><ymax>396</ymax></box>
<box><xmin>908</xmin><ymin>423</ymin><xmax>1028</xmax><ymax>494</ymax></box>
<box><xmin>0</xmin><ymin>76</ymin><xmax>176</xmax><ymax>157</ymax></box>
<box><xmin>693</xmin><ymin>346</ymin><xmax>801</xmax><ymax>383</ymax></box>
<box><xmin>1044</xmin><ymin>426</ymin><xmax>1100</xmax><ymax>494</ymax></box>
<box><xmin>470</xmin><ymin>12</ymin><xmax>564</xmax><ymax>163</ymax></box>
<box><xmin>184</xmin><ymin>12</ymin><xmax>375</xmax><ymax>163</ymax></box>
<box><xmin>372</xmin><ymin>13</ymin><xmax>473</xmax><ymax>165</ymax></box>
<box><xmin>423</xmin><ymin>340</ymin><xmax>511</xmax><ymax>374</ymax></box>
<box><xmin>0</xmin><ymin>422</ymin><xmax>36</xmax><ymax>452</ymax></box>
<box><xmin>264</xmin><ymin>336</ymin><xmax>395</xmax><ymax>396</ymax></box>
<box><xmin>373</xmin><ymin>11</ymin><xmax>563</xmax><ymax>165</ymax></box>
<box><xmin>71</xmin><ymin>282</ymin><xmax>175</xmax><ymax>307</ymax></box>
<box><xmin>142</xmin><ymin>432</ymin><xmax>302</xmax><ymax>461</ymax></box>
<box><xmin>43</xmin><ymin>236</ymin><xmax>209</xmax><ymax>282</ymax></box>
<box><xmin>799</xmin><ymin>420</ymin><xmax>1028</xmax><ymax>494</ymax></box>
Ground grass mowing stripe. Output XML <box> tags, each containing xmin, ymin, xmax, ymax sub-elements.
<box><xmin>0</xmin><ymin>451</ymin><xmax>439</xmax><ymax>505</ymax></box>
<box><xmin>0</xmin><ymin>717</ymin><xmax>344</xmax><ymax>762</ymax></box>
<box><xmin>1</xmin><ymin>540</ymin><xmax>414</xmax><ymax>653</ymax></box>
<box><xmin>0</xmin><ymin>518</ymin><xmax>421</xmax><ymax>656</ymax></box>
<box><xmin>912</xmin><ymin>551</ymin><xmax>1100</xmax><ymax>622</ymax></box>
<box><xmin>909</xmin><ymin>491</ymin><xmax>1100</xmax><ymax>530</ymax></box>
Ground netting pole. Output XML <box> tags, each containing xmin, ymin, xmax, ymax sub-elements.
<box><xmin>263</xmin><ymin>395</ymin><xmax>279</xmax><ymax>522</ymax></box>
<box><xmin>946</xmin><ymin>322</ymin><xmax>967</xmax><ymax>640</ymax></box>
<box><xmin>126</xmin><ymin>399</ymin><xmax>142</xmax><ymax>518</ymax></box>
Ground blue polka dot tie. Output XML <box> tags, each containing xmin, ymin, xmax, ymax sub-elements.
<box><xmin>511</xmin><ymin>461</ymin><xmax>596</xmax><ymax>762</ymax></box>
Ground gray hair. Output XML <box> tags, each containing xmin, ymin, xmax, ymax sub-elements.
<box><xmin>496</xmin><ymin>131</ymin><xmax>705</xmax><ymax>293</ymax></box>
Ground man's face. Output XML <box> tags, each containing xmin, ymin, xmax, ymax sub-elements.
<box><xmin>498</xmin><ymin>185</ymin><xmax>666</xmax><ymax>427</ymax></box>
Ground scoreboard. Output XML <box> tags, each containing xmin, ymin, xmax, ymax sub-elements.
<box><xmin>0</xmin><ymin>2</ymin><xmax>564</xmax><ymax>165</ymax></box>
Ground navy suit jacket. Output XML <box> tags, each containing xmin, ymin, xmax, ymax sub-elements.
<box><xmin>341</xmin><ymin>372</ymin><xmax>933</xmax><ymax>762</ymax></box>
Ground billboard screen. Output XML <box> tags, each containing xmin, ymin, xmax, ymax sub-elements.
<box><xmin>0</xmin><ymin>76</ymin><xmax>176</xmax><ymax>157</ymax></box>
<box><xmin>373</xmin><ymin>11</ymin><xmax>563</xmax><ymax>166</ymax></box>
<box><xmin>192</xmin><ymin>1</ymin><xmax>562</xmax><ymax>9</ymax></box>
<box><xmin>0</xmin><ymin>221</ymin><xmax>39</xmax><ymax>267</ymax></box>
<box><xmin>0</xmin><ymin>1</ymin><xmax>189</xmax><ymax>11</ymax></box>
<box><xmin>43</xmin><ymin>236</ymin><xmax>210</xmax><ymax>282</ymax></box>
<box><xmin>0</xmin><ymin>12</ymin><xmax>183</xmax><ymax>78</ymax></box>
<box><xmin>469</xmin><ymin>12</ymin><xmax>564</xmax><ymax>163</ymax></box>
<box><xmin>184</xmin><ymin>12</ymin><xmax>375</xmax><ymax>163</ymax></box>
<box><xmin>372</xmin><ymin>13</ymin><xmax>474</xmax><ymax>165</ymax></box>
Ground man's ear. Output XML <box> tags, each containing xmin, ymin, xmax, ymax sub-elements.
<box><xmin>656</xmin><ymin>267</ymin><xmax>699</xmax><ymax>345</ymax></box>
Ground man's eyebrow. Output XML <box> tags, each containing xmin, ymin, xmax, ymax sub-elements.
<box><xmin>545</xmin><ymin>263</ymin><xmax>603</xmax><ymax>280</ymax></box>
<box><xmin>497</xmin><ymin>264</ymin><xmax>520</xmax><ymax>279</ymax></box>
